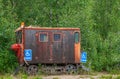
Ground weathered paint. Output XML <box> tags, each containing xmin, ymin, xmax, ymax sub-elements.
<box><xmin>74</xmin><ymin>42</ymin><xmax>80</xmax><ymax>63</ymax></box>
<box><xmin>13</xmin><ymin>26</ymin><xmax>81</xmax><ymax>65</ymax></box>
<box><xmin>15</xmin><ymin>26</ymin><xmax>80</xmax><ymax>32</ymax></box>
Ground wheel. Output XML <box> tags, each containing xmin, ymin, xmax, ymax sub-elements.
<box><xmin>26</xmin><ymin>65</ymin><xmax>38</xmax><ymax>75</ymax></box>
<box><xmin>65</xmin><ymin>64</ymin><xmax>77</xmax><ymax>74</ymax></box>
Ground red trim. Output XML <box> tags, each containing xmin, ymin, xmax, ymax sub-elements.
<box><xmin>74</xmin><ymin>32</ymin><xmax>80</xmax><ymax>44</ymax></box>
<box><xmin>20</xmin><ymin>28</ymin><xmax>24</xmax><ymax>64</ymax></box>
<box><xmin>16</xmin><ymin>27</ymin><xmax>80</xmax><ymax>32</ymax></box>
<box><xmin>25</xmin><ymin>28</ymin><xmax>80</xmax><ymax>31</ymax></box>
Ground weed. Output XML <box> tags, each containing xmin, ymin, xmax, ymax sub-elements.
<box><xmin>21</xmin><ymin>74</ymin><xmax>28</xmax><ymax>79</ymax></box>
<box><xmin>53</xmin><ymin>77</ymin><xmax>59</xmax><ymax>79</ymax></box>
<box><xmin>90</xmin><ymin>77</ymin><xmax>94</xmax><ymax>79</ymax></box>
<box><xmin>100</xmin><ymin>75</ymin><xmax>113</xmax><ymax>79</ymax></box>
<box><xmin>115</xmin><ymin>75</ymin><xmax>120</xmax><ymax>79</ymax></box>
<box><xmin>35</xmin><ymin>77</ymin><xmax>43</xmax><ymax>79</ymax></box>
<box><xmin>110</xmin><ymin>69</ymin><xmax>120</xmax><ymax>75</ymax></box>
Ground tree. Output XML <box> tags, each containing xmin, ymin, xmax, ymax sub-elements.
<box><xmin>0</xmin><ymin>0</ymin><xmax>18</xmax><ymax>73</ymax></box>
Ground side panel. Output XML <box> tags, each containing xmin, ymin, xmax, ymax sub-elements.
<box><xmin>52</xmin><ymin>31</ymin><xmax>63</xmax><ymax>63</ymax></box>
<box><xmin>36</xmin><ymin>31</ymin><xmax>51</xmax><ymax>63</ymax></box>
<box><xmin>24</xmin><ymin>29</ymin><xmax>80</xmax><ymax>64</ymax></box>
<box><xmin>74</xmin><ymin>32</ymin><xmax>81</xmax><ymax>63</ymax></box>
<box><xmin>24</xmin><ymin>30</ymin><xmax>39</xmax><ymax>64</ymax></box>
<box><xmin>62</xmin><ymin>31</ymin><xmax>75</xmax><ymax>63</ymax></box>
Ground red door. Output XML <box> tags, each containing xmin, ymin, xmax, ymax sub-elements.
<box><xmin>36</xmin><ymin>31</ymin><xmax>53</xmax><ymax>63</ymax></box>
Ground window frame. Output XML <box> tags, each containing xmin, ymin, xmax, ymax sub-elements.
<box><xmin>15</xmin><ymin>30</ymin><xmax>22</xmax><ymax>44</ymax></box>
<box><xmin>74</xmin><ymin>32</ymin><xmax>79</xmax><ymax>43</ymax></box>
<box><xmin>39</xmin><ymin>32</ymin><xmax>48</xmax><ymax>42</ymax></box>
<box><xmin>53</xmin><ymin>33</ymin><xmax>62</xmax><ymax>42</ymax></box>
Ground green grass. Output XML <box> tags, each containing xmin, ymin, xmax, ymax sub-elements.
<box><xmin>53</xmin><ymin>77</ymin><xmax>59</xmax><ymax>79</ymax></box>
<box><xmin>99</xmin><ymin>75</ymin><xmax>113</xmax><ymax>79</ymax></box>
<box><xmin>0</xmin><ymin>74</ymin><xmax>43</xmax><ymax>79</ymax></box>
<box><xmin>115</xmin><ymin>75</ymin><xmax>120</xmax><ymax>79</ymax></box>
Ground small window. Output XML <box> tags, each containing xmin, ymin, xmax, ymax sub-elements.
<box><xmin>16</xmin><ymin>30</ymin><xmax>22</xmax><ymax>43</ymax></box>
<box><xmin>54</xmin><ymin>34</ymin><xmax>61</xmax><ymax>41</ymax></box>
<box><xmin>74</xmin><ymin>32</ymin><xmax>79</xmax><ymax>43</ymax></box>
<box><xmin>39</xmin><ymin>33</ymin><xmax>48</xmax><ymax>42</ymax></box>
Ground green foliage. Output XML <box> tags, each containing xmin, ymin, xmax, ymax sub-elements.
<box><xmin>0</xmin><ymin>0</ymin><xmax>18</xmax><ymax>73</ymax></box>
<box><xmin>0</xmin><ymin>0</ymin><xmax>120</xmax><ymax>73</ymax></box>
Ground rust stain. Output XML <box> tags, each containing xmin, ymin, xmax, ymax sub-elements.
<box><xmin>15</xmin><ymin>27</ymin><xmax>80</xmax><ymax>32</ymax></box>
<box><xmin>49</xmin><ymin>45</ymin><xmax>53</xmax><ymax>61</ymax></box>
<box><xmin>20</xmin><ymin>29</ymin><xmax>24</xmax><ymax>64</ymax></box>
<box><xmin>14</xmin><ymin>25</ymin><xmax>81</xmax><ymax>64</ymax></box>
<box><xmin>20</xmin><ymin>44</ymin><xmax>24</xmax><ymax>64</ymax></box>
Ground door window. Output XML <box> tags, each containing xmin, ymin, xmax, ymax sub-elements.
<box><xmin>39</xmin><ymin>33</ymin><xmax>48</xmax><ymax>42</ymax></box>
<box><xmin>16</xmin><ymin>30</ymin><xmax>22</xmax><ymax>43</ymax></box>
<box><xmin>54</xmin><ymin>34</ymin><xmax>61</xmax><ymax>41</ymax></box>
<box><xmin>74</xmin><ymin>32</ymin><xmax>79</xmax><ymax>43</ymax></box>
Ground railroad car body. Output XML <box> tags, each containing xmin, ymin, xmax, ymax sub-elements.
<box><xmin>11</xmin><ymin>23</ymin><xmax>81</xmax><ymax>75</ymax></box>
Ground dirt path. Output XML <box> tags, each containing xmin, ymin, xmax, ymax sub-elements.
<box><xmin>42</xmin><ymin>75</ymin><xmax>89</xmax><ymax>79</ymax></box>
<box><xmin>41</xmin><ymin>74</ymin><xmax>119</xmax><ymax>79</ymax></box>
<box><xmin>1</xmin><ymin>73</ymin><xmax>120</xmax><ymax>79</ymax></box>
<box><xmin>42</xmin><ymin>75</ymin><xmax>99</xmax><ymax>79</ymax></box>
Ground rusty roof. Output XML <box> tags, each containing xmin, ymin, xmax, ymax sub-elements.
<box><xmin>15</xmin><ymin>25</ymin><xmax>80</xmax><ymax>32</ymax></box>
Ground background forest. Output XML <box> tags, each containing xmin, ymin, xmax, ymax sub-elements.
<box><xmin>0</xmin><ymin>0</ymin><xmax>120</xmax><ymax>73</ymax></box>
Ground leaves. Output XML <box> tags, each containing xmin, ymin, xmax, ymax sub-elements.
<box><xmin>0</xmin><ymin>0</ymin><xmax>120</xmax><ymax>73</ymax></box>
